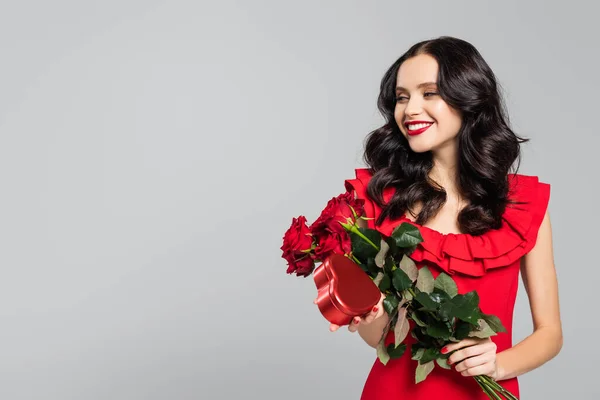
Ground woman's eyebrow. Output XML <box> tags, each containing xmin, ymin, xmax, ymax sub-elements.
<box><xmin>396</xmin><ymin>82</ymin><xmax>437</xmax><ymax>92</ymax></box>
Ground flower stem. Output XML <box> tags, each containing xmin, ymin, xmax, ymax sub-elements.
<box><xmin>474</xmin><ymin>377</ymin><xmax>495</xmax><ymax>399</ymax></box>
<box><xmin>475</xmin><ymin>377</ymin><xmax>502</xmax><ymax>400</ymax></box>
<box><xmin>348</xmin><ymin>224</ymin><xmax>379</xmax><ymax>251</ymax></box>
<box><xmin>407</xmin><ymin>287</ymin><xmax>417</xmax><ymax>298</ymax></box>
<box><xmin>480</xmin><ymin>376</ymin><xmax>519</xmax><ymax>400</ymax></box>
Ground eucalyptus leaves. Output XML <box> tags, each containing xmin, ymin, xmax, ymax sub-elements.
<box><xmin>348</xmin><ymin>221</ymin><xmax>519</xmax><ymax>400</ymax></box>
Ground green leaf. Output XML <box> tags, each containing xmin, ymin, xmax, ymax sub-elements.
<box><xmin>426</xmin><ymin>319</ymin><xmax>452</xmax><ymax>340</ymax></box>
<box><xmin>365</xmin><ymin>257</ymin><xmax>380</xmax><ymax>276</ymax></box>
<box><xmin>399</xmin><ymin>254</ymin><xmax>418</xmax><ymax>281</ymax></box>
<box><xmin>415</xmin><ymin>360</ymin><xmax>435</xmax><ymax>384</ymax></box>
<box><xmin>420</xmin><ymin>347</ymin><xmax>440</xmax><ymax>364</ymax></box>
<box><xmin>358</xmin><ymin>263</ymin><xmax>370</xmax><ymax>274</ymax></box>
<box><xmin>384</xmin><ymin>256</ymin><xmax>395</xmax><ymax>275</ymax></box>
<box><xmin>403</xmin><ymin>289</ymin><xmax>414</xmax><ymax>301</ymax></box>
<box><xmin>373</xmin><ymin>271</ymin><xmax>391</xmax><ymax>291</ymax></box>
<box><xmin>482</xmin><ymin>313</ymin><xmax>507</xmax><ymax>333</ymax></box>
<box><xmin>436</xmin><ymin>357</ymin><xmax>451</xmax><ymax>370</ymax></box>
<box><xmin>416</xmin><ymin>266</ymin><xmax>434</xmax><ymax>294</ymax></box>
<box><xmin>412</xmin><ymin>327</ymin><xmax>437</xmax><ymax>348</ymax></box>
<box><xmin>392</xmin><ymin>267</ymin><xmax>413</xmax><ymax>292</ymax></box>
<box><xmin>429</xmin><ymin>291</ymin><xmax>451</xmax><ymax>305</ymax></box>
<box><xmin>391</xmin><ymin>222</ymin><xmax>423</xmax><ymax>248</ymax></box>
<box><xmin>376</xmin><ymin>338</ymin><xmax>390</xmax><ymax>366</ymax></box>
<box><xmin>404</xmin><ymin>244</ymin><xmax>418</xmax><ymax>256</ymax></box>
<box><xmin>386</xmin><ymin>343</ymin><xmax>407</xmax><ymax>359</ymax></box>
<box><xmin>433</xmin><ymin>272</ymin><xmax>458</xmax><ymax>298</ymax></box>
<box><xmin>383</xmin><ymin>294</ymin><xmax>400</xmax><ymax>316</ymax></box>
<box><xmin>453</xmin><ymin>320</ymin><xmax>474</xmax><ymax>340</ymax></box>
<box><xmin>468</xmin><ymin>319</ymin><xmax>497</xmax><ymax>339</ymax></box>
<box><xmin>411</xmin><ymin>346</ymin><xmax>425</xmax><ymax>361</ymax></box>
<box><xmin>439</xmin><ymin>291</ymin><xmax>481</xmax><ymax>324</ymax></box>
<box><xmin>377</xmin><ymin>274</ymin><xmax>391</xmax><ymax>292</ymax></box>
<box><xmin>411</xmin><ymin>310</ymin><xmax>427</xmax><ymax>327</ymax></box>
<box><xmin>383</xmin><ymin>236</ymin><xmax>399</xmax><ymax>256</ymax></box>
<box><xmin>374</xmin><ymin>238</ymin><xmax>390</xmax><ymax>268</ymax></box>
<box><xmin>349</xmin><ymin>227</ymin><xmax>382</xmax><ymax>262</ymax></box>
<box><xmin>414</xmin><ymin>292</ymin><xmax>439</xmax><ymax>312</ymax></box>
<box><xmin>394</xmin><ymin>307</ymin><xmax>410</xmax><ymax>346</ymax></box>
<box><xmin>373</xmin><ymin>272</ymin><xmax>385</xmax><ymax>286</ymax></box>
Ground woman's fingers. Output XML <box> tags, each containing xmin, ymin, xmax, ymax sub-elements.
<box><xmin>348</xmin><ymin>318</ymin><xmax>360</xmax><ymax>333</ymax></box>
<box><xmin>453</xmin><ymin>353</ymin><xmax>495</xmax><ymax>374</ymax></box>
<box><xmin>447</xmin><ymin>338</ymin><xmax>496</xmax><ymax>366</ymax></box>
<box><xmin>444</xmin><ymin>337</ymin><xmax>485</xmax><ymax>353</ymax></box>
<box><xmin>314</xmin><ymin>296</ymin><xmax>381</xmax><ymax>334</ymax></box>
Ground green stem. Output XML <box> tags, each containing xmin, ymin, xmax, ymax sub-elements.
<box><xmin>475</xmin><ymin>377</ymin><xmax>502</xmax><ymax>400</ymax></box>
<box><xmin>407</xmin><ymin>287</ymin><xmax>417</xmax><ymax>298</ymax></box>
<box><xmin>474</xmin><ymin>377</ymin><xmax>495</xmax><ymax>399</ymax></box>
<box><xmin>348</xmin><ymin>224</ymin><xmax>379</xmax><ymax>251</ymax></box>
<box><xmin>350</xmin><ymin>254</ymin><xmax>362</xmax><ymax>265</ymax></box>
<box><xmin>480</xmin><ymin>376</ymin><xmax>519</xmax><ymax>400</ymax></box>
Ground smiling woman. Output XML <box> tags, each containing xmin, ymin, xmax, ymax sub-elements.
<box><xmin>395</xmin><ymin>63</ymin><xmax>463</xmax><ymax>150</ymax></box>
<box><xmin>319</xmin><ymin>36</ymin><xmax>562</xmax><ymax>400</ymax></box>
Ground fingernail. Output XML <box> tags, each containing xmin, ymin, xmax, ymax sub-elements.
<box><xmin>372</xmin><ymin>306</ymin><xmax>378</xmax><ymax>313</ymax></box>
<box><xmin>354</xmin><ymin>317</ymin><xmax>360</xmax><ymax>324</ymax></box>
<box><xmin>441</xmin><ymin>347</ymin><xmax>448</xmax><ymax>354</ymax></box>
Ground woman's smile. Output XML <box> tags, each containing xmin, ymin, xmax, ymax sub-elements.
<box><xmin>405</xmin><ymin>121</ymin><xmax>434</xmax><ymax>136</ymax></box>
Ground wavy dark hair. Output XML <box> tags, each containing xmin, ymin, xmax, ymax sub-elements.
<box><xmin>364</xmin><ymin>36</ymin><xmax>528</xmax><ymax>236</ymax></box>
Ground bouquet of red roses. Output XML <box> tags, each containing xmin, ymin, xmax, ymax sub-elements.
<box><xmin>280</xmin><ymin>191</ymin><xmax>368</xmax><ymax>278</ymax></box>
<box><xmin>281</xmin><ymin>192</ymin><xmax>518</xmax><ymax>400</ymax></box>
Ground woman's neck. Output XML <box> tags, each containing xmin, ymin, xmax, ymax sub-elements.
<box><xmin>429</xmin><ymin>152</ymin><xmax>465</xmax><ymax>205</ymax></box>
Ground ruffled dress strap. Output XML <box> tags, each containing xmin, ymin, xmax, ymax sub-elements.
<box><xmin>344</xmin><ymin>169</ymin><xmax>551</xmax><ymax>277</ymax></box>
<box><xmin>344</xmin><ymin>168</ymin><xmax>394</xmax><ymax>230</ymax></box>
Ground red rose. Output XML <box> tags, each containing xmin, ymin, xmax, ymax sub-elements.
<box><xmin>311</xmin><ymin>192</ymin><xmax>365</xmax><ymax>235</ymax></box>
<box><xmin>281</xmin><ymin>216</ymin><xmax>316</xmax><ymax>277</ymax></box>
<box><xmin>313</xmin><ymin>230</ymin><xmax>352</xmax><ymax>262</ymax></box>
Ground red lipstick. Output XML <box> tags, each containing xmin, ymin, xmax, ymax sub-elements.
<box><xmin>404</xmin><ymin>120</ymin><xmax>433</xmax><ymax>136</ymax></box>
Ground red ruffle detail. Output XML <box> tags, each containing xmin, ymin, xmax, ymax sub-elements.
<box><xmin>344</xmin><ymin>168</ymin><xmax>395</xmax><ymax>230</ymax></box>
<box><xmin>344</xmin><ymin>168</ymin><xmax>551</xmax><ymax>277</ymax></box>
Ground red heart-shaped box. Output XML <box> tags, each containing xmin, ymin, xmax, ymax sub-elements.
<box><xmin>313</xmin><ymin>254</ymin><xmax>382</xmax><ymax>326</ymax></box>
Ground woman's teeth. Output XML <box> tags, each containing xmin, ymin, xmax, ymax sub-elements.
<box><xmin>408</xmin><ymin>123</ymin><xmax>432</xmax><ymax>131</ymax></box>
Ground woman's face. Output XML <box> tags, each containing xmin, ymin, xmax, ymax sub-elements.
<box><xmin>394</xmin><ymin>54</ymin><xmax>462</xmax><ymax>154</ymax></box>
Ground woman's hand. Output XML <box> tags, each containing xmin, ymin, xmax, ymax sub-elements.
<box><xmin>313</xmin><ymin>292</ymin><xmax>386</xmax><ymax>333</ymax></box>
<box><xmin>443</xmin><ymin>337</ymin><xmax>501</xmax><ymax>380</ymax></box>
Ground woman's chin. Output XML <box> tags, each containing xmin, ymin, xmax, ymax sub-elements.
<box><xmin>408</xmin><ymin>143</ymin><xmax>433</xmax><ymax>153</ymax></box>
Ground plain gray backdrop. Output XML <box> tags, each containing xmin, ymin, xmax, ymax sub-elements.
<box><xmin>0</xmin><ymin>0</ymin><xmax>596</xmax><ymax>399</ymax></box>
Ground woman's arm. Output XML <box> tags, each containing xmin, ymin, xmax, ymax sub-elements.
<box><xmin>495</xmin><ymin>210</ymin><xmax>563</xmax><ymax>380</ymax></box>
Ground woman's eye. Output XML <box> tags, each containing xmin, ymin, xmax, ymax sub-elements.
<box><xmin>395</xmin><ymin>96</ymin><xmax>408</xmax><ymax>102</ymax></box>
<box><xmin>424</xmin><ymin>92</ymin><xmax>438</xmax><ymax>97</ymax></box>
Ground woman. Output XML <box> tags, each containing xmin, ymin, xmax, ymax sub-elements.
<box><xmin>314</xmin><ymin>36</ymin><xmax>562</xmax><ymax>398</ymax></box>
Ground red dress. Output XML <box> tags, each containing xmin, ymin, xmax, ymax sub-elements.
<box><xmin>344</xmin><ymin>168</ymin><xmax>551</xmax><ymax>400</ymax></box>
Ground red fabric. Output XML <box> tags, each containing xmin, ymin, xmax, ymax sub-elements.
<box><xmin>344</xmin><ymin>168</ymin><xmax>551</xmax><ymax>399</ymax></box>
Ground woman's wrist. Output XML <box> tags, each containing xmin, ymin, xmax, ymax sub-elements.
<box><xmin>493</xmin><ymin>357</ymin><xmax>507</xmax><ymax>381</ymax></box>
<box><xmin>357</xmin><ymin>311</ymin><xmax>389</xmax><ymax>348</ymax></box>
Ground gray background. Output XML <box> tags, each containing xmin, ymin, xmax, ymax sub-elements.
<box><xmin>0</xmin><ymin>1</ymin><xmax>595</xmax><ymax>399</ymax></box>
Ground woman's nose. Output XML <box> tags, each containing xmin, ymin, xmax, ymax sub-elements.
<box><xmin>404</xmin><ymin>97</ymin><xmax>423</xmax><ymax>117</ymax></box>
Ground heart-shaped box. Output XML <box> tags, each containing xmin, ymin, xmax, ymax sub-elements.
<box><xmin>313</xmin><ymin>254</ymin><xmax>381</xmax><ymax>326</ymax></box>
